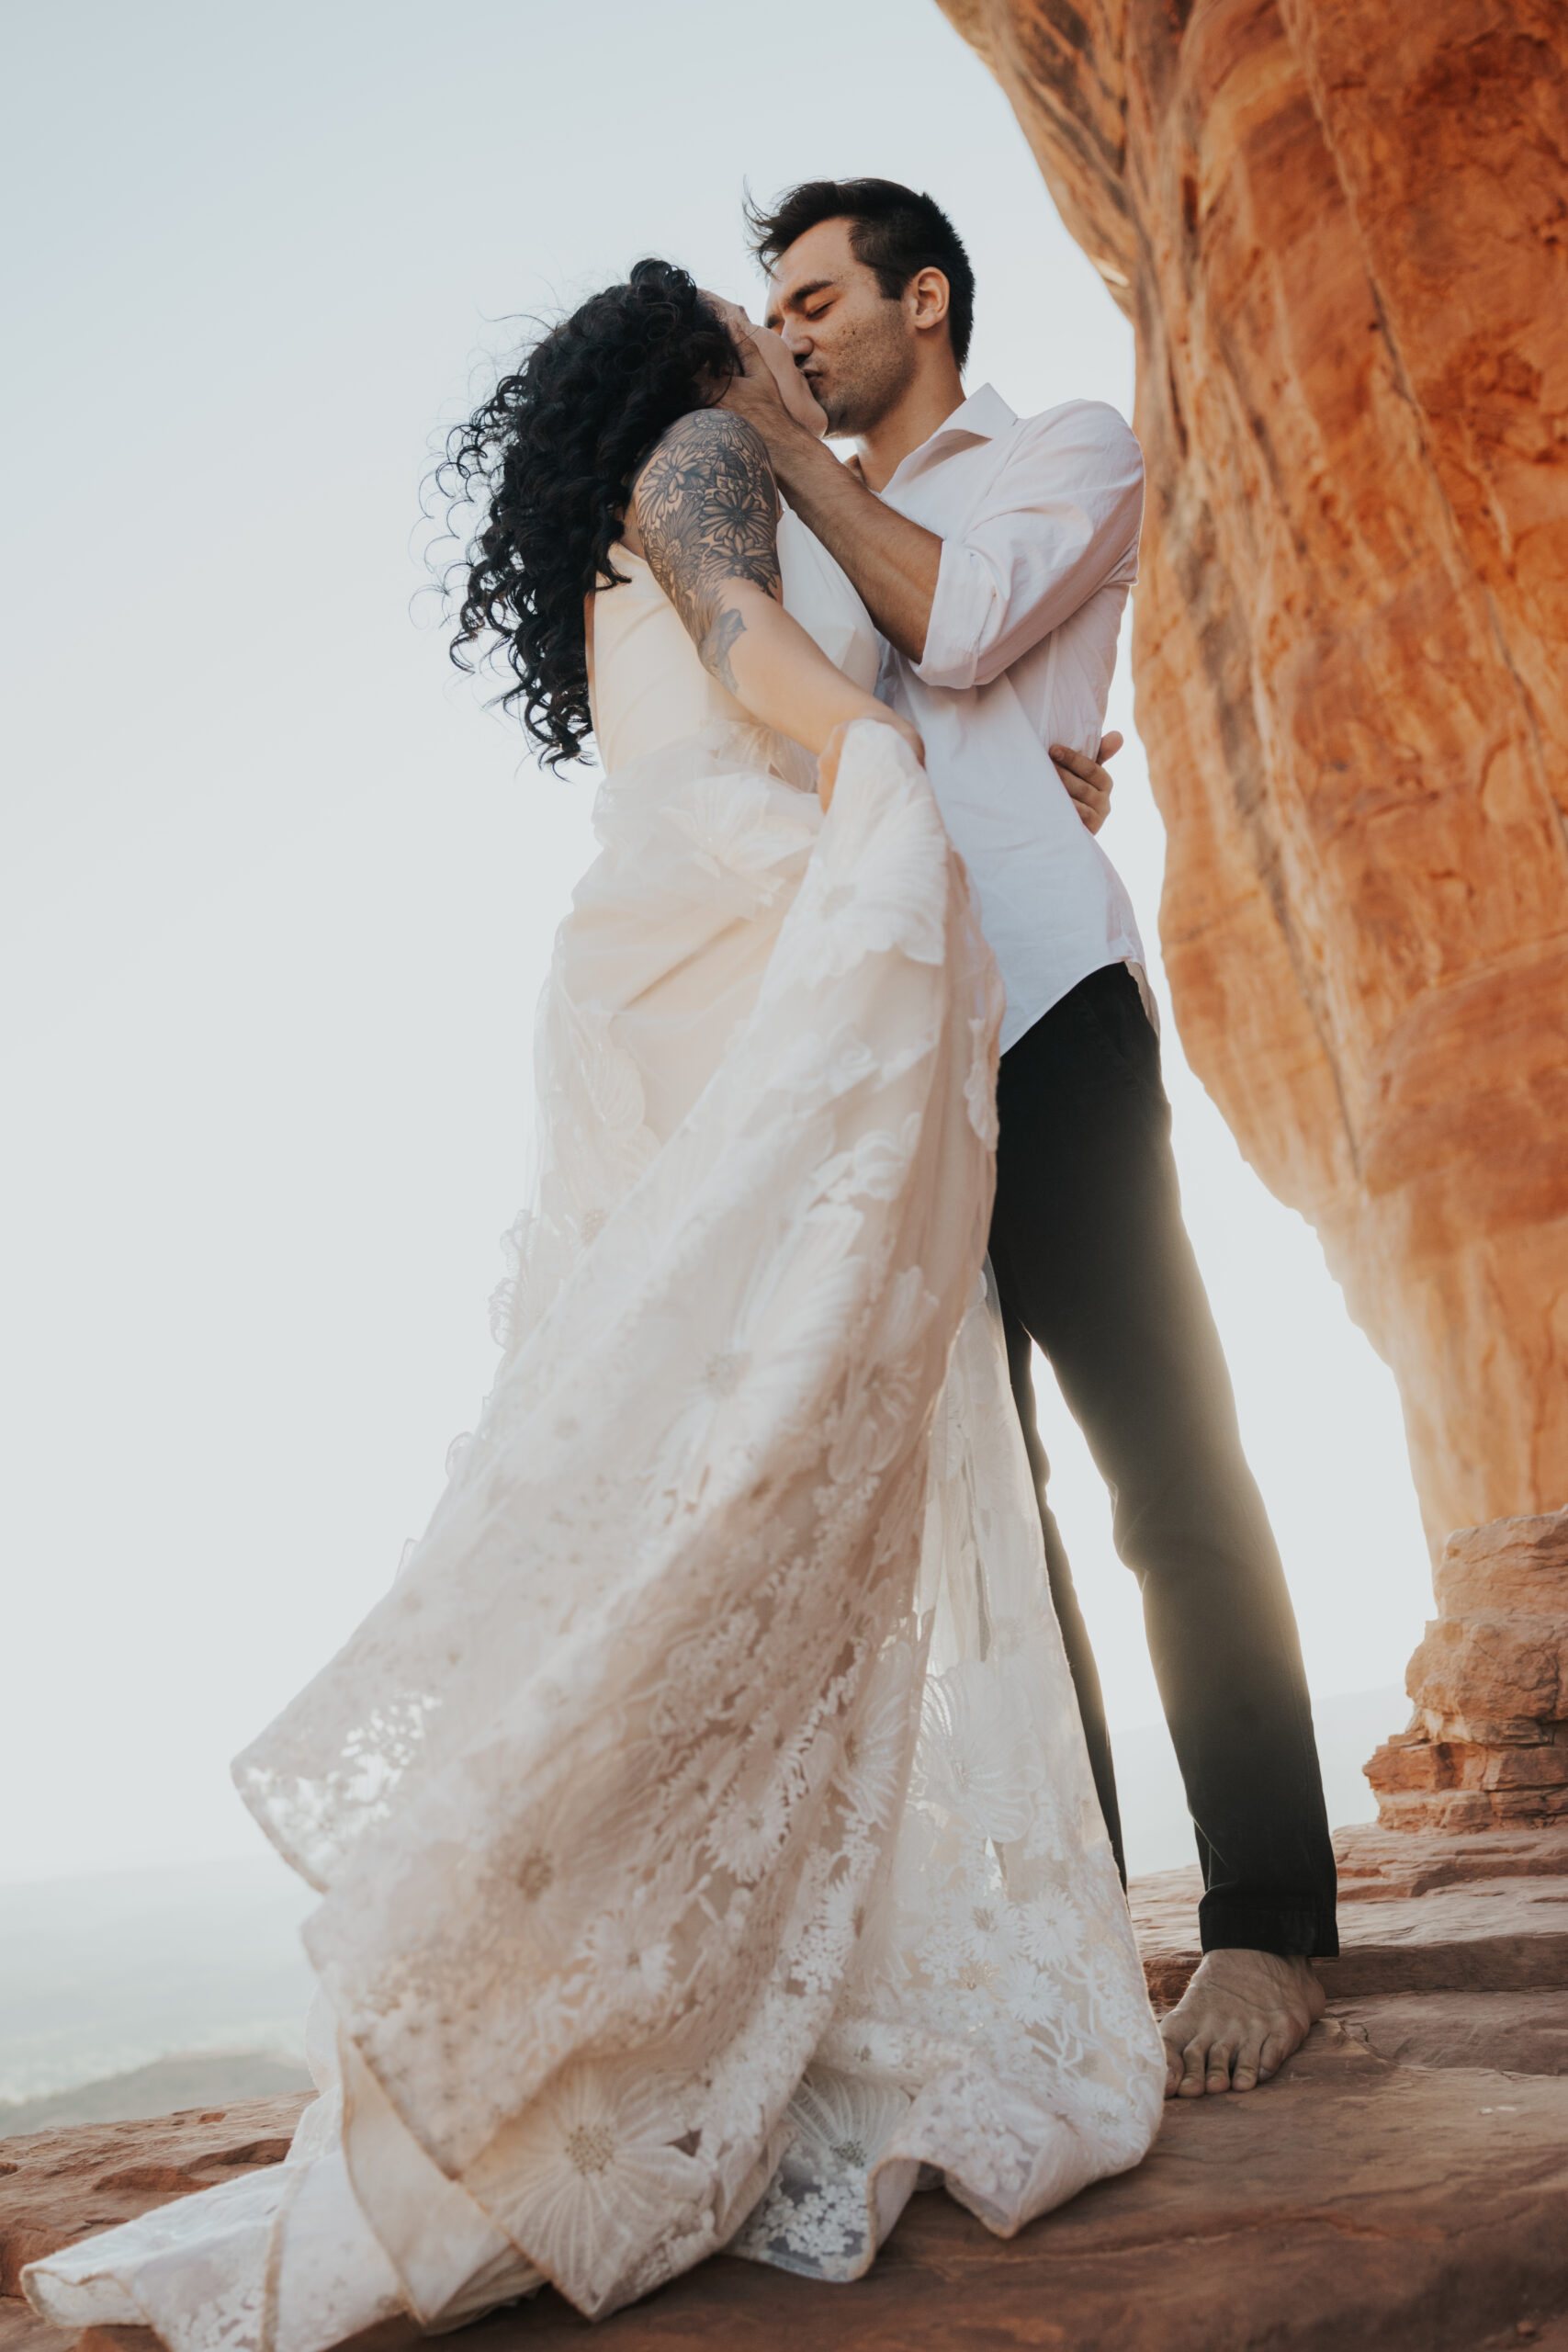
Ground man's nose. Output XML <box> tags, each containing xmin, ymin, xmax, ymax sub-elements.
<box><xmin>780</xmin><ymin>320</ymin><xmax>813</xmax><ymax>359</ymax></box>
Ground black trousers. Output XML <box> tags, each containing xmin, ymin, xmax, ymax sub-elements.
<box><xmin>988</xmin><ymin>962</ymin><xmax>1338</xmax><ymax>1958</ymax></box>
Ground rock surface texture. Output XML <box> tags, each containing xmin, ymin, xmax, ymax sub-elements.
<box><xmin>0</xmin><ymin>2100</ymin><xmax>309</xmax><ymax>2301</ymax></box>
<box><xmin>6</xmin><ymin>1829</ymin><xmax>1568</xmax><ymax>2352</ymax></box>
<box><xmin>937</xmin><ymin>0</ymin><xmax>1568</xmax><ymax>1552</ymax></box>
<box><xmin>1367</xmin><ymin>1504</ymin><xmax>1568</xmax><ymax>1826</ymax></box>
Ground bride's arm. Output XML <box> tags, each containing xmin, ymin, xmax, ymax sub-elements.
<box><xmin>633</xmin><ymin>408</ymin><xmax>919</xmax><ymax>798</ymax></box>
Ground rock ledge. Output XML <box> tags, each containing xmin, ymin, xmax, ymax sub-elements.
<box><xmin>5</xmin><ymin>1826</ymin><xmax>1566</xmax><ymax>2351</ymax></box>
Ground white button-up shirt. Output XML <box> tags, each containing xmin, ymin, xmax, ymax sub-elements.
<box><xmin>874</xmin><ymin>384</ymin><xmax>1146</xmax><ymax>1052</ymax></box>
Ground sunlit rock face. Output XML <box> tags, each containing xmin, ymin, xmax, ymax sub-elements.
<box><xmin>938</xmin><ymin>0</ymin><xmax>1568</xmax><ymax>1552</ymax></box>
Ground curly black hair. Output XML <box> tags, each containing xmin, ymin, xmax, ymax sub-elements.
<box><xmin>437</xmin><ymin>259</ymin><xmax>739</xmax><ymax>768</ymax></box>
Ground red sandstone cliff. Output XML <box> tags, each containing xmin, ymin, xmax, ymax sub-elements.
<box><xmin>940</xmin><ymin>0</ymin><xmax>1568</xmax><ymax>1552</ymax></box>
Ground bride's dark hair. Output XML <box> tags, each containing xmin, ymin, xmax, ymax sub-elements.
<box><xmin>438</xmin><ymin>259</ymin><xmax>739</xmax><ymax>769</ymax></box>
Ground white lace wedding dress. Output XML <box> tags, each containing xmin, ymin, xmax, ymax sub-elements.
<box><xmin>26</xmin><ymin>514</ymin><xmax>1163</xmax><ymax>2346</ymax></box>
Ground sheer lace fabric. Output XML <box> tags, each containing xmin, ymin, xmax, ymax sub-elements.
<box><xmin>27</xmin><ymin>530</ymin><xmax>1162</xmax><ymax>2349</ymax></box>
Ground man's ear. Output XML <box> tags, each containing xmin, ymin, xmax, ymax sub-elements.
<box><xmin>908</xmin><ymin>267</ymin><xmax>952</xmax><ymax>338</ymax></box>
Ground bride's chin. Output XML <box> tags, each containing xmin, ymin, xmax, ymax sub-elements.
<box><xmin>804</xmin><ymin>386</ymin><xmax>841</xmax><ymax>436</ymax></box>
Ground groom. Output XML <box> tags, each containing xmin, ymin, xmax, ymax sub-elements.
<box><xmin>721</xmin><ymin>177</ymin><xmax>1338</xmax><ymax>2100</ymax></box>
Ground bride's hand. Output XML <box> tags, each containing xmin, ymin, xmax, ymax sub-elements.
<box><xmin>702</xmin><ymin>289</ymin><xmax>828</xmax><ymax>441</ymax></box>
<box><xmin>817</xmin><ymin>708</ymin><xmax>925</xmax><ymax>812</ymax></box>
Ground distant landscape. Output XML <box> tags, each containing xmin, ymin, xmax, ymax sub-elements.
<box><xmin>0</xmin><ymin>1687</ymin><xmax>1398</xmax><ymax>2133</ymax></box>
<box><xmin>0</xmin><ymin>2047</ymin><xmax>312</xmax><ymax>2134</ymax></box>
<box><xmin>0</xmin><ymin>1853</ymin><xmax>316</xmax><ymax>2122</ymax></box>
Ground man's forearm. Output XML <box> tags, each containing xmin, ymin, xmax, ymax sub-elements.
<box><xmin>764</xmin><ymin>423</ymin><xmax>942</xmax><ymax>663</ymax></box>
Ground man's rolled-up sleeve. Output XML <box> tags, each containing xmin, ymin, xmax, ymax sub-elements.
<box><xmin>914</xmin><ymin>405</ymin><xmax>1145</xmax><ymax>693</ymax></box>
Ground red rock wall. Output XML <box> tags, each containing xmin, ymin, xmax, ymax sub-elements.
<box><xmin>940</xmin><ymin>0</ymin><xmax>1568</xmax><ymax>1552</ymax></box>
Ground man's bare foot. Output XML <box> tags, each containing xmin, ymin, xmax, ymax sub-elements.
<box><xmin>1159</xmin><ymin>1949</ymin><xmax>1325</xmax><ymax>2098</ymax></box>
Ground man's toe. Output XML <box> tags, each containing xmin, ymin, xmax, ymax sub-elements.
<box><xmin>1204</xmin><ymin>2044</ymin><xmax>1236</xmax><ymax>2093</ymax></box>
<box><xmin>1178</xmin><ymin>2039</ymin><xmax>1211</xmax><ymax>2098</ymax></box>
<box><xmin>1256</xmin><ymin>2030</ymin><xmax>1289</xmax><ymax>2082</ymax></box>
<box><xmin>1230</xmin><ymin>2038</ymin><xmax>1263</xmax><ymax>2091</ymax></box>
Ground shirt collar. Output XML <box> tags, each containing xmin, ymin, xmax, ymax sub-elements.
<box><xmin>883</xmin><ymin>382</ymin><xmax>1018</xmax><ymax>492</ymax></box>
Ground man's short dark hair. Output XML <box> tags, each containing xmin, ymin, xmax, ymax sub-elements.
<box><xmin>746</xmin><ymin>177</ymin><xmax>975</xmax><ymax>373</ymax></box>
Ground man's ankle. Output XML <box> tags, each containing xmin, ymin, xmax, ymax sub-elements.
<box><xmin>1194</xmin><ymin>1947</ymin><xmax>1324</xmax><ymax>2005</ymax></box>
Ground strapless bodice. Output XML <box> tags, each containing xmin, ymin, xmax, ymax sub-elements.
<box><xmin>588</xmin><ymin>506</ymin><xmax>882</xmax><ymax>774</ymax></box>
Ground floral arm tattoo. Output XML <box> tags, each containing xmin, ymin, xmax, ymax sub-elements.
<box><xmin>635</xmin><ymin>410</ymin><xmax>781</xmax><ymax>695</ymax></box>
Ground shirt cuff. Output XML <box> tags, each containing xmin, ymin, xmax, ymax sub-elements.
<box><xmin>912</xmin><ymin>538</ymin><xmax>987</xmax><ymax>693</ymax></box>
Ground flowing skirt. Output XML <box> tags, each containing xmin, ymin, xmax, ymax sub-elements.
<box><xmin>26</xmin><ymin>722</ymin><xmax>1163</xmax><ymax>2344</ymax></box>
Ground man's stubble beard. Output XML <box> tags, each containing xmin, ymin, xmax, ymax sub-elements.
<box><xmin>813</xmin><ymin>310</ymin><xmax>918</xmax><ymax>443</ymax></box>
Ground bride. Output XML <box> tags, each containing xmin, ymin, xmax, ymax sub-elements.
<box><xmin>26</xmin><ymin>260</ymin><xmax>1162</xmax><ymax>2346</ymax></box>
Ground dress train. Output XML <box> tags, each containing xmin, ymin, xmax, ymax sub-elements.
<box><xmin>27</xmin><ymin>718</ymin><xmax>1162</xmax><ymax>2343</ymax></box>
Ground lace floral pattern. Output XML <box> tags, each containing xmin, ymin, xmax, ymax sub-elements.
<box><xmin>730</xmin><ymin>1270</ymin><xmax>1164</xmax><ymax>2281</ymax></box>
<box><xmin>27</xmin><ymin>715</ymin><xmax>1161</xmax><ymax>2346</ymax></box>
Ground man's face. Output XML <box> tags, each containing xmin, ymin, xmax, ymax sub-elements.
<box><xmin>764</xmin><ymin>218</ymin><xmax>920</xmax><ymax>439</ymax></box>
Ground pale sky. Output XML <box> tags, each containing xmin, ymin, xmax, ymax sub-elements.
<box><xmin>2</xmin><ymin>0</ymin><xmax>1432</xmax><ymax>1886</ymax></box>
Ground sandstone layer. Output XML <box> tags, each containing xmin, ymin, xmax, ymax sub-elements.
<box><xmin>0</xmin><ymin>2098</ymin><xmax>308</xmax><ymax>2300</ymax></box>
<box><xmin>938</xmin><ymin>0</ymin><xmax>1568</xmax><ymax>1550</ymax></box>
<box><xmin>6</xmin><ymin>1834</ymin><xmax>1568</xmax><ymax>2352</ymax></box>
<box><xmin>1368</xmin><ymin>1504</ymin><xmax>1568</xmax><ymax>1826</ymax></box>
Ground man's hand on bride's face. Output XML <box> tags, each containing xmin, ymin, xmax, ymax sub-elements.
<box><xmin>1050</xmin><ymin>732</ymin><xmax>1123</xmax><ymax>834</ymax></box>
<box><xmin>701</xmin><ymin>290</ymin><xmax>828</xmax><ymax>444</ymax></box>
